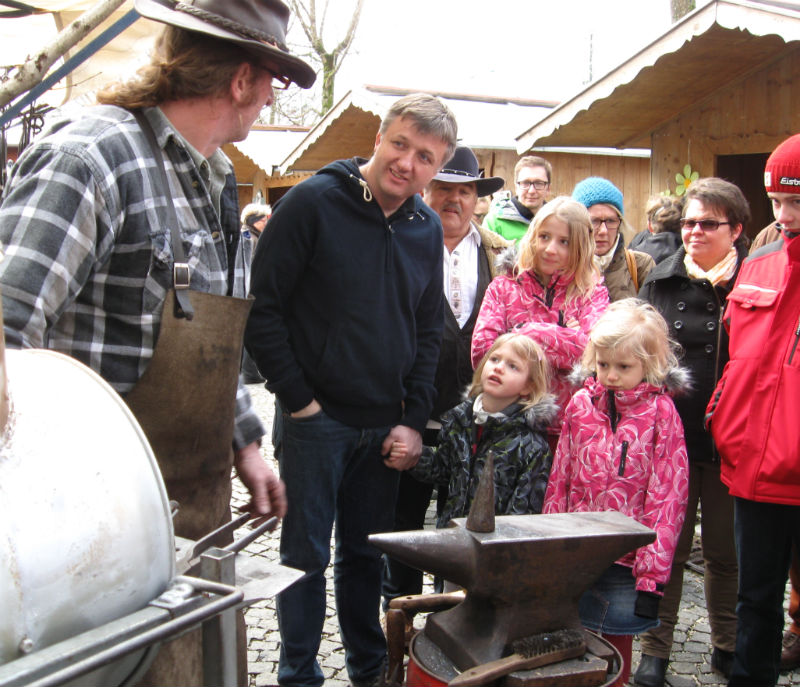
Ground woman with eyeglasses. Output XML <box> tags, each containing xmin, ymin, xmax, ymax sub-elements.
<box><xmin>634</xmin><ymin>177</ymin><xmax>751</xmax><ymax>687</ymax></box>
<box><xmin>573</xmin><ymin>177</ymin><xmax>655</xmax><ymax>302</ymax></box>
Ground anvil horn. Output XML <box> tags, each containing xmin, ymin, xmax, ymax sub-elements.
<box><xmin>370</xmin><ymin>526</ymin><xmax>478</xmax><ymax>589</ymax></box>
<box><xmin>466</xmin><ymin>451</ymin><xmax>494</xmax><ymax>533</ymax></box>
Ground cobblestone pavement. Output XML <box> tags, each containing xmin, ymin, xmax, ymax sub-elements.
<box><xmin>237</xmin><ymin>382</ymin><xmax>800</xmax><ymax>686</ymax></box>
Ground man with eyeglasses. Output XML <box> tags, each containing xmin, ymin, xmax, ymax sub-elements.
<box><xmin>484</xmin><ymin>155</ymin><xmax>552</xmax><ymax>242</ymax></box>
<box><xmin>0</xmin><ymin>2</ymin><xmax>314</xmax><ymax>683</ymax></box>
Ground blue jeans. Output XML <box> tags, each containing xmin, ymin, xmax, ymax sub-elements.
<box><xmin>730</xmin><ymin>497</ymin><xmax>800</xmax><ymax>686</ymax></box>
<box><xmin>578</xmin><ymin>564</ymin><xmax>659</xmax><ymax>636</ymax></box>
<box><xmin>276</xmin><ymin>409</ymin><xmax>399</xmax><ymax>686</ymax></box>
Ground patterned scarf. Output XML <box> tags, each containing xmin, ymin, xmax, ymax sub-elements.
<box><xmin>683</xmin><ymin>246</ymin><xmax>738</xmax><ymax>286</ymax></box>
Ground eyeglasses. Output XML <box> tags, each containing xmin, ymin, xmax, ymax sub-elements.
<box><xmin>679</xmin><ymin>218</ymin><xmax>731</xmax><ymax>231</ymax></box>
<box><xmin>590</xmin><ymin>217</ymin><xmax>621</xmax><ymax>231</ymax></box>
<box><xmin>258</xmin><ymin>63</ymin><xmax>292</xmax><ymax>90</ymax></box>
<box><xmin>516</xmin><ymin>180</ymin><xmax>549</xmax><ymax>191</ymax></box>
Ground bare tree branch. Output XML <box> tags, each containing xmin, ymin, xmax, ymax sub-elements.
<box><xmin>0</xmin><ymin>0</ymin><xmax>127</xmax><ymax>110</ymax></box>
<box><xmin>670</xmin><ymin>0</ymin><xmax>695</xmax><ymax>22</ymax></box>
<box><xmin>280</xmin><ymin>0</ymin><xmax>365</xmax><ymax>117</ymax></box>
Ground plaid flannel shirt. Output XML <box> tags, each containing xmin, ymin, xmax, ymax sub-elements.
<box><xmin>0</xmin><ymin>105</ymin><xmax>263</xmax><ymax>449</ymax></box>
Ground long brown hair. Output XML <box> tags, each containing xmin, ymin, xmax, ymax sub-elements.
<box><xmin>97</xmin><ymin>26</ymin><xmax>258</xmax><ymax>109</ymax></box>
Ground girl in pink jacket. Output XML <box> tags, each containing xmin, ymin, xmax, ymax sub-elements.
<box><xmin>472</xmin><ymin>196</ymin><xmax>609</xmax><ymax>443</ymax></box>
<box><xmin>543</xmin><ymin>299</ymin><xmax>690</xmax><ymax>686</ymax></box>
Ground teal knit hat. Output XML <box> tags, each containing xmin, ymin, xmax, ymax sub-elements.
<box><xmin>572</xmin><ymin>177</ymin><xmax>624</xmax><ymax>215</ymax></box>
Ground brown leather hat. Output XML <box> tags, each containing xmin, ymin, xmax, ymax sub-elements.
<box><xmin>134</xmin><ymin>0</ymin><xmax>316</xmax><ymax>88</ymax></box>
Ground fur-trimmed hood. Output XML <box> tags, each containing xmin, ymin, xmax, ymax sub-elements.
<box><xmin>567</xmin><ymin>361</ymin><xmax>693</xmax><ymax>397</ymax></box>
<box><xmin>519</xmin><ymin>393</ymin><xmax>560</xmax><ymax>431</ymax></box>
<box><xmin>461</xmin><ymin>386</ymin><xmax>559</xmax><ymax>431</ymax></box>
<box><xmin>495</xmin><ymin>243</ymin><xmax>519</xmax><ymax>276</ymax></box>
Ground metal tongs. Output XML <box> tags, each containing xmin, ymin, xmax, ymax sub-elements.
<box><xmin>174</xmin><ymin>511</ymin><xmax>302</xmax><ymax>603</ymax></box>
<box><xmin>176</xmin><ymin>511</ymin><xmax>277</xmax><ymax>576</ymax></box>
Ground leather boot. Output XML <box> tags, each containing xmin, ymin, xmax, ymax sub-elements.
<box><xmin>711</xmin><ymin>647</ymin><xmax>734</xmax><ymax>678</ymax></box>
<box><xmin>634</xmin><ymin>653</ymin><xmax>667</xmax><ymax>687</ymax></box>
<box><xmin>782</xmin><ymin>630</ymin><xmax>800</xmax><ymax>671</ymax></box>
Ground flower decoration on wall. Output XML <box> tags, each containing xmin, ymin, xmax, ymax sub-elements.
<box><xmin>675</xmin><ymin>164</ymin><xmax>699</xmax><ymax>196</ymax></box>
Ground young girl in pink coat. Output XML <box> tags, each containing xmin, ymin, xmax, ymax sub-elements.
<box><xmin>472</xmin><ymin>196</ymin><xmax>609</xmax><ymax>445</ymax></box>
<box><xmin>543</xmin><ymin>299</ymin><xmax>690</xmax><ymax>686</ymax></box>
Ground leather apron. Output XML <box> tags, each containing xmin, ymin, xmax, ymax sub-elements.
<box><xmin>129</xmin><ymin>290</ymin><xmax>253</xmax><ymax>686</ymax></box>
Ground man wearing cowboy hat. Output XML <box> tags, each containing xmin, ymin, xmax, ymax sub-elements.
<box><xmin>382</xmin><ymin>145</ymin><xmax>509</xmax><ymax>607</ymax></box>
<box><xmin>0</xmin><ymin>1</ymin><xmax>315</xmax><ymax>684</ymax></box>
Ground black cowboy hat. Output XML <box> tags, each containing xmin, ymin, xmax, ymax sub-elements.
<box><xmin>433</xmin><ymin>146</ymin><xmax>505</xmax><ymax>197</ymax></box>
<box><xmin>134</xmin><ymin>0</ymin><xmax>316</xmax><ymax>89</ymax></box>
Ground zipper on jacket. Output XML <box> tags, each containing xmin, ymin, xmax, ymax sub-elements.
<box><xmin>618</xmin><ymin>440</ymin><xmax>629</xmax><ymax>476</ymax></box>
<box><xmin>384</xmin><ymin>217</ymin><xmax>395</xmax><ymax>272</ymax></box>
<box><xmin>788</xmin><ymin>314</ymin><xmax>800</xmax><ymax>365</ymax></box>
<box><xmin>607</xmin><ymin>389</ymin><xmax>620</xmax><ymax>432</ymax></box>
<box><xmin>544</xmin><ymin>279</ymin><xmax>557</xmax><ymax>308</ymax></box>
<box><xmin>709</xmin><ymin>278</ymin><xmax>732</xmax><ymax>462</ymax></box>
<box><xmin>712</xmin><ymin>286</ymin><xmax>725</xmax><ymax>382</ymax></box>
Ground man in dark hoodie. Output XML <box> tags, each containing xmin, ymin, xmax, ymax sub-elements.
<box><xmin>245</xmin><ymin>93</ymin><xmax>457</xmax><ymax>687</ymax></box>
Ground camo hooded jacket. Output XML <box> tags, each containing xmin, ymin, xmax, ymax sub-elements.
<box><xmin>411</xmin><ymin>393</ymin><xmax>557</xmax><ymax>528</ymax></box>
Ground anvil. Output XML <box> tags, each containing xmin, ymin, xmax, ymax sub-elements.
<box><xmin>370</xmin><ymin>510</ymin><xmax>654</xmax><ymax>670</ymax></box>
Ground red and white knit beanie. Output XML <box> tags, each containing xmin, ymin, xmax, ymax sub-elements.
<box><xmin>765</xmin><ymin>134</ymin><xmax>800</xmax><ymax>193</ymax></box>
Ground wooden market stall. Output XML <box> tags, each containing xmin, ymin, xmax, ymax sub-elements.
<box><xmin>516</xmin><ymin>0</ymin><xmax>800</xmax><ymax>237</ymax></box>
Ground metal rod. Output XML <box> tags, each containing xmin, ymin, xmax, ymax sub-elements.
<box><xmin>225</xmin><ymin>515</ymin><xmax>278</xmax><ymax>554</ymax></box>
<box><xmin>0</xmin><ymin>577</ymin><xmax>243</xmax><ymax>687</ymax></box>
<box><xmin>201</xmin><ymin>549</ymin><xmax>240</xmax><ymax>687</ymax></box>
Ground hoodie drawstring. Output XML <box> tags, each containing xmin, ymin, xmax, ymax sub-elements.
<box><xmin>357</xmin><ymin>177</ymin><xmax>373</xmax><ymax>202</ymax></box>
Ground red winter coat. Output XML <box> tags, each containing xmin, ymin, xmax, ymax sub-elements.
<box><xmin>471</xmin><ymin>260</ymin><xmax>609</xmax><ymax>433</ymax></box>
<box><xmin>544</xmin><ymin>372</ymin><xmax>690</xmax><ymax>594</ymax></box>
<box><xmin>707</xmin><ymin>235</ymin><xmax>800</xmax><ymax>505</ymax></box>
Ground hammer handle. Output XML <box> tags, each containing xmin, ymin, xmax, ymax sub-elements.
<box><xmin>448</xmin><ymin>641</ymin><xmax>585</xmax><ymax>687</ymax></box>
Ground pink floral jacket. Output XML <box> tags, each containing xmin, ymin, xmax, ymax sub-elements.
<box><xmin>471</xmin><ymin>265</ymin><xmax>609</xmax><ymax>432</ymax></box>
<box><xmin>543</xmin><ymin>372</ymin><xmax>690</xmax><ymax>594</ymax></box>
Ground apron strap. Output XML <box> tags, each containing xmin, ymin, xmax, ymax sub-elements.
<box><xmin>132</xmin><ymin>109</ymin><xmax>194</xmax><ymax>320</ymax></box>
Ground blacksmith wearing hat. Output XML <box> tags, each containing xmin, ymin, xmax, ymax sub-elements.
<box><xmin>382</xmin><ymin>146</ymin><xmax>510</xmax><ymax>608</ymax></box>
<box><xmin>0</xmin><ymin>1</ymin><xmax>315</xmax><ymax>684</ymax></box>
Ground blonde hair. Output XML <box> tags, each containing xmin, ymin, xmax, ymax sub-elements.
<box><xmin>380</xmin><ymin>93</ymin><xmax>458</xmax><ymax>164</ymax></box>
<box><xmin>469</xmin><ymin>333</ymin><xmax>550</xmax><ymax>410</ymax></box>
<box><xmin>516</xmin><ymin>196</ymin><xmax>600</xmax><ymax>301</ymax></box>
<box><xmin>582</xmin><ymin>298</ymin><xmax>679</xmax><ymax>386</ymax></box>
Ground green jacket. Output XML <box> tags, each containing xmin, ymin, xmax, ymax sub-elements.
<box><xmin>484</xmin><ymin>196</ymin><xmax>532</xmax><ymax>243</ymax></box>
